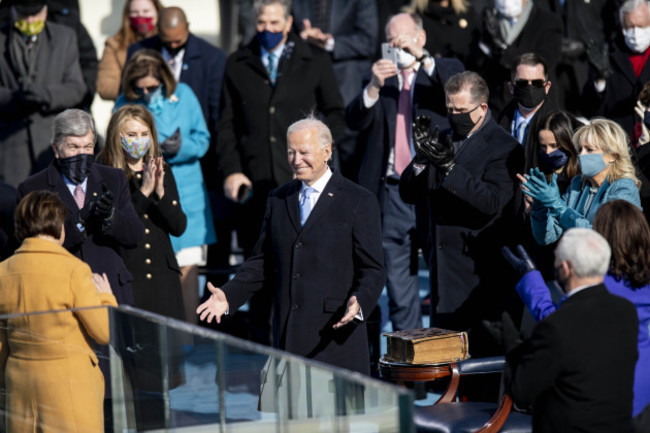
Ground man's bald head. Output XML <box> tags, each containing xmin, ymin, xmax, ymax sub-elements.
<box><xmin>158</xmin><ymin>7</ymin><xmax>190</xmax><ymax>54</ymax></box>
<box><xmin>158</xmin><ymin>7</ymin><xmax>187</xmax><ymax>30</ymax></box>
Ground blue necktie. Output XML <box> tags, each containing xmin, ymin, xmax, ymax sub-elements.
<box><xmin>267</xmin><ymin>52</ymin><xmax>277</xmax><ymax>85</ymax></box>
<box><xmin>300</xmin><ymin>187</ymin><xmax>315</xmax><ymax>226</ymax></box>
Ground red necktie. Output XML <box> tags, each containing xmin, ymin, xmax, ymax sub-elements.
<box><xmin>73</xmin><ymin>184</ymin><xmax>85</xmax><ymax>209</ymax></box>
<box><xmin>394</xmin><ymin>69</ymin><xmax>413</xmax><ymax>175</ymax></box>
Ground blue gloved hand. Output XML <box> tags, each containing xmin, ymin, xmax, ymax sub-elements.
<box><xmin>501</xmin><ymin>245</ymin><xmax>537</xmax><ymax>277</ymax></box>
<box><xmin>523</xmin><ymin>168</ymin><xmax>566</xmax><ymax>216</ymax></box>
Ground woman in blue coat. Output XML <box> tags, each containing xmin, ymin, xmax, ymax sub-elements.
<box><xmin>116</xmin><ymin>49</ymin><xmax>215</xmax><ymax>323</ymax></box>
<box><xmin>522</xmin><ymin>118</ymin><xmax>641</xmax><ymax>246</ymax></box>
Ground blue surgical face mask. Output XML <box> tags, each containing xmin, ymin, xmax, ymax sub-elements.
<box><xmin>256</xmin><ymin>30</ymin><xmax>284</xmax><ymax>51</ymax></box>
<box><xmin>578</xmin><ymin>152</ymin><xmax>608</xmax><ymax>178</ymax></box>
<box><xmin>539</xmin><ymin>148</ymin><xmax>569</xmax><ymax>171</ymax></box>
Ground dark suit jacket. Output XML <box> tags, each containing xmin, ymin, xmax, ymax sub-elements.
<box><xmin>472</xmin><ymin>5</ymin><xmax>563</xmax><ymax>115</ymax></box>
<box><xmin>346</xmin><ymin>58</ymin><xmax>464</xmax><ymax>198</ymax></box>
<box><xmin>581</xmin><ymin>38</ymin><xmax>650</xmax><ymax>137</ymax></box>
<box><xmin>222</xmin><ymin>171</ymin><xmax>385</xmax><ymax>374</ymax></box>
<box><xmin>0</xmin><ymin>22</ymin><xmax>86</xmax><ymax>186</ymax></box>
<box><xmin>127</xmin><ymin>33</ymin><xmax>227</xmax><ymax>137</ymax></box>
<box><xmin>216</xmin><ymin>32</ymin><xmax>345</xmax><ymax>189</ymax></box>
<box><xmin>17</xmin><ymin>162</ymin><xmax>144</xmax><ymax>305</ymax></box>
<box><xmin>497</xmin><ymin>98</ymin><xmax>556</xmax><ymax>173</ymax></box>
<box><xmin>291</xmin><ymin>0</ymin><xmax>377</xmax><ymax>104</ymax></box>
<box><xmin>507</xmin><ymin>284</ymin><xmax>638</xmax><ymax>433</ymax></box>
<box><xmin>399</xmin><ymin>114</ymin><xmax>524</xmax><ymax>328</ymax></box>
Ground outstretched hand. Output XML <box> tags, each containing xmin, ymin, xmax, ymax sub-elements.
<box><xmin>333</xmin><ymin>296</ymin><xmax>360</xmax><ymax>329</ymax></box>
<box><xmin>196</xmin><ymin>282</ymin><xmax>229</xmax><ymax>324</ymax></box>
<box><xmin>502</xmin><ymin>245</ymin><xmax>537</xmax><ymax>277</ymax></box>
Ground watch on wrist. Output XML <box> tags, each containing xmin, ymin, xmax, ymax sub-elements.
<box><xmin>417</xmin><ymin>49</ymin><xmax>431</xmax><ymax>63</ymax></box>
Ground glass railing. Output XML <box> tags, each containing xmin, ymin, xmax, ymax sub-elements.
<box><xmin>0</xmin><ymin>306</ymin><xmax>414</xmax><ymax>432</ymax></box>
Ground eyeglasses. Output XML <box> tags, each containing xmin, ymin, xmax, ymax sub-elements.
<box><xmin>133</xmin><ymin>85</ymin><xmax>159</xmax><ymax>94</ymax></box>
<box><xmin>513</xmin><ymin>79</ymin><xmax>546</xmax><ymax>88</ymax></box>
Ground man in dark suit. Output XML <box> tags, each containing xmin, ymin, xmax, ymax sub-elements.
<box><xmin>199</xmin><ymin>117</ymin><xmax>384</xmax><ymax>375</ymax></box>
<box><xmin>400</xmin><ymin>71</ymin><xmax>524</xmax><ymax>354</ymax></box>
<box><xmin>217</xmin><ymin>0</ymin><xmax>345</xmax><ymax>344</ymax></box>
<box><xmin>291</xmin><ymin>0</ymin><xmax>378</xmax><ymax>177</ymax></box>
<box><xmin>506</xmin><ymin>228</ymin><xmax>638</xmax><ymax>433</ymax></box>
<box><xmin>217</xmin><ymin>0</ymin><xmax>345</xmax><ymax>256</ymax></box>
<box><xmin>17</xmin><ymin>109</ymin><xmax>144</xmax><ymax>306</ymax></box>
<box><xmin>582</xmin><ymin>0</ymin><xmax>650</xmax><ymax>138</ymax></box>
<box><xmin>0</xmin><ymin>0</ymin><xmax>86</xmax><ymax>187</ymax></box>
<box><xmin>472</xmin><ymin>0</ymin><xmax>563</xmax><ymax>115</ymax></box>
<box><xmin>347</xmin><ymin>12</ymin><xmax>463</xmax><ymax>331</ymax></box>
<box><xmin>498</xmin><ymin>52</ymin><xmax>555</xmax><ymax>172</ymax></box>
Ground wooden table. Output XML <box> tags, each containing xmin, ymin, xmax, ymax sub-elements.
<box><xmin>379</xmin><ymin>357</ymin><xmax>460</xmax><ymax>403</ymax></box>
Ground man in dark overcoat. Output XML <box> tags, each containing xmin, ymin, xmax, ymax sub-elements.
<box><xmin>506</xmin><ymin>228</ymin><xmax>638</xmax><ymax>433</ymax></box>
<box><xmin>0</xmin><ymin>0</ymin><xmax>86</xmax><ymax>186</ymax></box>
<box><xmin>399</xmin><ymin>71</ymin><xmax>524</xmax><ymax>354</ymax></box>
<box><xmin>199</xmin><ymin>117</ymin><xmax>384</xmax><ymax>375</ymax></box>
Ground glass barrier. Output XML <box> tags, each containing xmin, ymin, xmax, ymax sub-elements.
<box><xmin>0</xmin><ymin>306</ymin><xmax>414</xmax><ymax>432</ymax></box>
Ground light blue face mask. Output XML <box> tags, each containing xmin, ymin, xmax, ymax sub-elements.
<box><xmin>578</xmin><ymin>152</ymin><xmax>608</xmax><ymax>178</ymax></box>
<box><xmin>143</xmin><ymin>85</ymin><xmax>164</xmax><ymax>113</ymax></box>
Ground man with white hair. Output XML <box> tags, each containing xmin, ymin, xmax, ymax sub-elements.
<box><xmin>506</xmin><ymin>228</ymin><xmax>638</xmax><ymax>433</ymax></box>
<box><xmin>582</xmin><ymin>0</ymin><xmax>650</xmax><ymax>137</ymax></box>
<box><xmin>199</xmin><ymin>117</ymin><xmax>384</xmax><ymax>375</ymax></box>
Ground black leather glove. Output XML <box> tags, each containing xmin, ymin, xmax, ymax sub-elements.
<box><xmin>95</xmin><ymin>184</ymin><xmax>115</xmax><ymax>226</ymax></box>
<box><xmin>501</xmin><ymin>245</ymin><xmax>537</xmax><ymax>277</ymax></box>
<box><xmin>160</xmin><ymin>127</ymin><xmax>182</xmax><ymax>156</ymax></box>
<box><xmin>74</xmin><ymin>196</ymin><xmax>98</xmax><ymax>227</ymax></box>
<box><xmin>14</xmin><ymin>84</ymin><xmax>50</xmax><ymax>111</ymax></box>
<box><xmin>413</xmin><ymin>116</ymin><xmax>456</xmax><ymax>175</ymax></box>
<box><xmin>482</xmin><ymin>8</ymin><xmax>506</xmax><ymax>55</ymax></box>
<box><xmin>586</xmin><ymin>40</ymin><xmax>612</xmax><ymax>80</ymax></box>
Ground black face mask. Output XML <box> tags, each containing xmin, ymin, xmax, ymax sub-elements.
<box><xmin>165</xmin><ymin>42</ymin><xmax>187</xmax><ymax>57</ymax></box>
<box><xmin>57</xmin><ymin>154</ymin><xmax>94</xmax><ymax>184</ymax></box>
<box><xmin>514</xmin><ymin>84</ymin><xmax>546</xmax><ymax>109</ymax></box>
<box><xmin>448</xmin><ymin>105</ymin><xmax>481</xmax><ymax>138</ymax></box>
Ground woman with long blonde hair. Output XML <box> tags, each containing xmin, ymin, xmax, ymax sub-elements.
<box><xmin>522</xmin><ymin>118</ymin><xmax>642</xmax><ymax>246</ymax></box>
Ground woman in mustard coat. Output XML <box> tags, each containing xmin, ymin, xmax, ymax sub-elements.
<box><xmin>0</xmin><ymin>191</ymin><xmax>118</xmax><ymax>432</ymax></box>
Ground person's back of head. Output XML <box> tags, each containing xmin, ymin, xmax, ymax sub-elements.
<box><xmin>555</xmin><ymin>228</ymin><xmax>611</xmax><ymax>283</ymax></box>
<box><xmin>593</xmin><ymin>200</ymin><xmax>650</xmax><ymax>288</ymax></box>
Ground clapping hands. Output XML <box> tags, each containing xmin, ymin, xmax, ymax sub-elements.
<box><xmin>412</xmin><ymin>116</ymin><xmax>456</xmax><ymax>175</ymax></box>
<box><xmin>140</xmin><ymin>156</ymin><xmax>165</xmax><ymax>199</ymax></box>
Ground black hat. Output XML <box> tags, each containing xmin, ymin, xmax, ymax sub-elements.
<box><xmin>12</xmin><ymin>0</ymin><xmax>47</xmax><ymax>16</ymax></box>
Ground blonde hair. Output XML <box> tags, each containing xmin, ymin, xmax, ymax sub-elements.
<box><xmin>98</xmin><ymin>104</ymin><xmax>160</xmax><ymax>179</ymax></box>
<box><xmin>573</xmin><ymin>118</ymin><xmax>641</xmax><ymax>188</ymax></box>
<box><xmin>408</xmin><ymin>0</ymin><xmax>468</xmax><ymax>14</ymax></box>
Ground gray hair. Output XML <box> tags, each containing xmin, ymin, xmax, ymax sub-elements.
<box><xmin>384</xmin><ymin>12</ymin><xmax>423</xmax><ymax>39</ymax></box>
<box><xmin>555</xmin><ymin>228</ymin><xmax>611</xmax><ymax>279</ymax></box>
<box><xmin>52</xmin><ymin>109</ymin><xmax>96</xmax><ymax>147</ymax></box>
<box><xmin>254</xmin><ymin>0</ymin><xmax>291</xmax><ymax>19</ymax></box>
<box><xmin>444</xmin><ymin>71</ymin><xmax>489</xmax><ymax>105</ymax></box>
<box><xmin>619</xmin><ymin>0</ymin><xmax>650</xmax><ymax>26</ymax></box>
<box><xmin>287</xmin><ymin>116</ymin><xmax>332</xmax><ymax>151</ymax></box>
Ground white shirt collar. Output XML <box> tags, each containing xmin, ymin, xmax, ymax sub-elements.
<box><xmin>301</xmin><ymin>167</ymin><xmax>332</xmax><ymax>194</ymax></box>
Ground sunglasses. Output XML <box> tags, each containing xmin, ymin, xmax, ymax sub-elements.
<box><xmin>133</xmin><ymin>85</ymin><xmax>159</xmax><ymax>94</ymax></box>
<box><xmin>513</xmin><ymin>79</ymin><xmax>546</xmax><ymax>88</ymax></box>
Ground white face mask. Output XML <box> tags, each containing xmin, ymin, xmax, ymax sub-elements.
<box><xmin>495</xmin><ymin>0</ymin><xmax>523</xmax><ymax>18</ymax></box>
<box><xmin>395</xmin><ymin>48</ymin><xmax>416</xmax><ymax>68</ymax></box>
<box><xmin>623</xmin><ymin>26</ymin><xmax>650</xmax><ymax>53</ymax></box>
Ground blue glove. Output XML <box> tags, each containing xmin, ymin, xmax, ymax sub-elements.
<box><xmin>502</xmin><ymin>245</ymin><xmax>537</xmax><ymax>277</ymax></box>
<box><xmin>523</xmin><ymin>168</ymin><xmax>566</xmax><ymax>216</ymax></box>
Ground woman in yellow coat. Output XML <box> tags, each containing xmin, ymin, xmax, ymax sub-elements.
<box><xmin>0</xmin><ymin>191</ymin><xmax>118</xmax><ymax>432</ymax></box>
